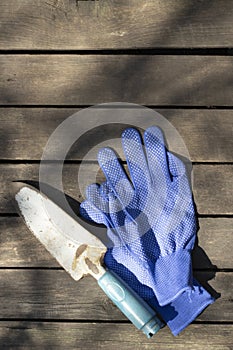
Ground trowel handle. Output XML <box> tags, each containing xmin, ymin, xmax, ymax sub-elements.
<box><xmin>98</xmin><ymin>270</ymin><xmax>163</xmax><ymax>338</ymax></box>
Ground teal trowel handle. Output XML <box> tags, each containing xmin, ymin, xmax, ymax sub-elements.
<box><xmin>98</xmin><ymin>270</ymin><xmax>163</xmax><ymax>338</ymax></box>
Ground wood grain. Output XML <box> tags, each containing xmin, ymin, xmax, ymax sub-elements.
<box><xmin>1</xmin><ymin>0</ymin><xmax>233</xmax><ymax>49</ymax></box>
<box><xmin>0</xmin><ymin>322</ymin><xmax>232</xmax><ymax>349</ymax></box>
<box><xmin>1</xmin><ymin>164</ymin><xmax>232</xmax><ymax>214</ymax></box>
<box><xmin>0</xmin><ymin>217</ymin><xmax>231</xmax><ymax>269</ymax></box>
<box><xmin>0</xmin><ymin>1</ymin><xmax>232</xmax><ymax>347</ymax></box>
<box><xmin>1</xmin><ymin>55</ymin><xmax>233</xmax><ymax>105</ymax></box>
<box><xmin>0</xmin><ymin>108</ymin><xmax>232</xmax><ymax>162</ymax></box>
<box><xmin>0</xmin><ymin>270</ymin><xmax>229</xmax><ymax>321</ymax></box>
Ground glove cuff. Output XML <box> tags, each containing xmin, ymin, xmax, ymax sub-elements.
<box><xmin>154</xmin><ymin>249</ymin><xmax>193</xmax><ymax>306</ymax></box>
<box><xmin>148</xmin><ymin>278</ymin><xmax>215</xmax><ymax>336</ymax></box>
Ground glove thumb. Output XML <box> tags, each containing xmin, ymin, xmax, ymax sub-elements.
<box><xmin>80</xmin><ymin>200</ymin><xmax>106</xmax><ymax>225</ymax></box>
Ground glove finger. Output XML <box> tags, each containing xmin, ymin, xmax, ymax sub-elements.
<box><xmin>108</xmin><ymin>193</ymin><xmax>131</xmax><ymax>245</ymax></box>
<box><xmin>167</xmin><ymin>152</ymin><xmax>191</xmax><ymax>195</ymax></box>
<box><xmin>108</xmin><ymin>192</ymin><xmax>126</xmax><ymax>228</ymax></box>
<box><xmin>121</xmin><ymin>128</ymin><xmax>151</xmax><ymax>190</ymax></box>
<box><xmin>108</xmin><ymin>193</ymin><xmax>141</xmax><ymax>246</ymax></box>
<box><xmin>100</xmin><ymin>181</ymin><xmax>132</xmax><ymax>220</ymax></box>
<box><xmin>85</xmin><ymin>183</ymin><xmax>109</xmax><ymax>213</ymax></box>
<box><xmin>98</xmin><ymin>147</ymin><xmax>134</xmax><ymax>202</ymax></box>
<box><xmin>99</xmin><ymin>181</ymin><xmax>112</xmax><ymax>200</ymax></box>
<box><xmin>144</xmin><ymin>126</ymin><xmax>171</xmax><ymax>183</ymax></box>
<box><xmin>80</xmin><ymin>197</ymin><xmax>117</xmax><ymax>230</ymax></box>
<box><xmin>167</xmin><ymin>152</ymin><xmax>187</xmax><ymax>178</ymax></box>
<box><xmin>80</xmin><ymin>200</ymin><xmax>106</xmax><ymax>225</ymax></box>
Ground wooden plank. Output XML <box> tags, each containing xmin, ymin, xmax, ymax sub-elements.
<box><xmin>0</xmin><ymin>108</ymin><xmax>232</xmax><ymax>162</ymax></box>
<box><xmin>193</xmin><ymin>218</ymin><xmax>233</xmax><ymax>269</ymax></box>
<box><xmin>1</xmin><ymin>55</ymin><xmax>233</xmax><ymax>105</ymax></box>
<box><xmin>0</xmin><ymin>270</ymin><xmax>230</xmax><ymax>321</ymax></box>
<box><xmin>1</xmin><ymin>164</ymin><xmax>233</xmax><ymax>214</ymax></box>
<box><xmin>1</xmin><ymin>0</ymin><xmax>233</xmax><ymax>49</ymax></box>
<box><xmin>193</xmin><ymin>165</ymin><xmax>233</xmax><ymax>215</ymax></box>
<box><xmin>0</xmin><ymin>217</ymin><xmax>232</xmax><ymax>269</ymax></box>
<box><xmin>0</xmin><ymin>323</ymin><xmax>232</xmax><ymax>350</ymax></box>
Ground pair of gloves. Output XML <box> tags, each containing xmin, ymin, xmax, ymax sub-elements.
<box><xmin>80</xmin><ymin>126</ymin><xmax>214</xmax><ymax>336</ymax></box>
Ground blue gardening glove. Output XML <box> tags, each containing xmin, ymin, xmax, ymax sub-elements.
<box><xmin>80</xmin><ymin>183</ymin><xmax>214</xmax><ymax>336</ymax></box>
<box><xmin>82</xmin><ymin>126</ymin><xmax>197</xmax><ymax>306</ymax></box>
<box><xmin>81</xmin><ymin>128</ymin><xmax>213</xmax><ymax>334</ymax></box>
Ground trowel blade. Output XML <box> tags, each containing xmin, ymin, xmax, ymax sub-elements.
<box><xmin>13</xmin><ymin>183</ymin><xmax>106</xmax><ymax>281</ymax></box>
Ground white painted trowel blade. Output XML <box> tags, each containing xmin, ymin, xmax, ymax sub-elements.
<box><xmin>14</xmin><ymin>184</ymin><xmax>106</xmax><ymax>281</ymax></box>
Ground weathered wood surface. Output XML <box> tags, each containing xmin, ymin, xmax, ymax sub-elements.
<box><xmin>1</xmin><ymin>164</ymin><xmax>232</xmax><ymax>214</ymax></box>
<box><xmin>0</xmin><ymin>217</ymin><xmax>231</xmax><ymax>269</ymax></box>
<box><xmin>0</xmin><ymin>1</ymin><xmax>232</xmax><ymax>348</ymax></box>
<box><xmin>0</xmin><ymin>108</ymin><xmax>232</xmax><ymax>162</ymax></box>
<box><xmin>0</xmin><ymin>323</ymin><xmax>232</xmax><ymax>350</ymax></box>
<box><xmin>0</xmin><ymin>270</ymin><xmax>230</xmax><ymax>320</ymax></box>
<box><xmin>1</xmin><ymin>0</ymin><xmax>233</xmax><ymax>49</ymax></box>
<box><xmin>1</xmin><ymin>55</ymin><xmax>233</xmax><ymax>105</ymax></box>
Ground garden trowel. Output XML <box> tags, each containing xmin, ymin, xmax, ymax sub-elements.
<box><xmin>13</xmin><ymin>183</ymin><xmax>163</xmax><ymax>338</ymax></box>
